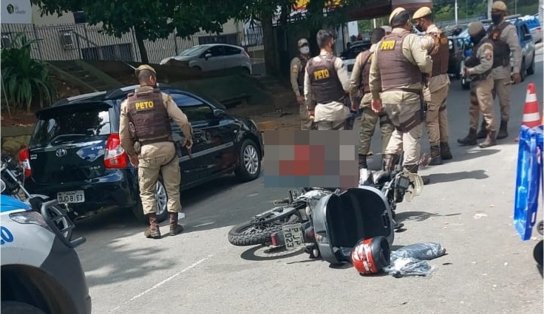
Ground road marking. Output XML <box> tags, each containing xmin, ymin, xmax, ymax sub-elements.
<box><xmin>110</xmin><ymin>255</ymin><xmax>212</xmax><ymax>312</ymax></box>
<box><xmin>193</xmin><ymin>221</ymin><xmax>215</xmax><ymax>228</ymax></box>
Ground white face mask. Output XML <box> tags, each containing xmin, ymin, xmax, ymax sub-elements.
<box><xmin>300</xmin><ymin>46</ymin><xmax>310</xmax><ymax>55</ymax></box>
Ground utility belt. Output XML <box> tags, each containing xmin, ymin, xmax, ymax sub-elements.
<box><xmin>134</xmin><ymin>137</ymin><xmax>174</xmax><ymax>153</ymax></box>
<box><xmin>470</xmin><ymin>73</ymin><xmax>491</xmax><ymax>82</ymax></box>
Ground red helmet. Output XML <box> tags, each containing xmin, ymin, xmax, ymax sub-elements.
<box><xmin>351</xmin><ymin>236</ymin><xmax>391</xmax><ymax>275</ymax></box>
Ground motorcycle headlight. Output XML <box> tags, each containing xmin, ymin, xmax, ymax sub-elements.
<box><xmin>9</xmin><ymin>211</ymin><xmax>52</xmax><ymax>231</ymax></box>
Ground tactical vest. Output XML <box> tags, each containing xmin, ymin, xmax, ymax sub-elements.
<box><xmin>377</xmin><ymin>31</ymin><xmax>422</xmax><ymax>91</ymax></box>
<box><xmin>359</xmin><ymin>50</ymin><xmax>373</xmax><ymax>94</ymax></box>
<box><xmin>487</xmin><ymin>22</ymin><xmax>511</xmax><ymax>68</ymax></box>
<box><xmin>126</xmin><ymin>88</ymin><xmax>173</xmax><ymax>145</ymax></box>
<box><xmin>297</xmin><ymin>56</ymin><xmax>308</xmax><ymax>93</ymax></box>
<box><xmin>306</xmin><ymin>54</ymin><xmax>345</xmax><ymax>104</ymax></box>
<box><xmin>431</xmin><ymin>32</ymin><xmax>450</xmax><ymax>77</ymax></box>
<box><xmin>465</xmin><ymin>38</ymin><xmax>494</xmax><ymax>80</ymax></box>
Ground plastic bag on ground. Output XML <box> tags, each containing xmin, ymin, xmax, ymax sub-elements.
<box><xmin>390</xmin><ymin>242</ymin><xmax>446</xmax><ymax>261</ymax></box>
<box><xmin>384</xmin><ymin>257</ymin><xmax>435</xmax><ymax>277</ymax></box>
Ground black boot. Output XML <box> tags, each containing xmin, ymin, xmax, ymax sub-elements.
<box><xmin>496</xmin><ymin>120</ymin><xmax>508</xmax><ymax>140</ymax></box>
<box><xmin>404</xmin><ymin>164</ymin><xmax>430</xmax><ymax>185</ymax></box>
<box><xmin>358</xmin><ymin>154</ymin><xmax>368</xmax><ymax>169</ymax></box>
<box><xmin>428</xmin><ymin>145</ymin><xmax>442</xmax><ymax>166</ymax></box>
<box><xmin>476</xmin><ymin>120</ymin><xmax>487</xmax><ymax>139</ymax></box>
<box><xmin>479</xmin><ymin>131</ymin><xmax>497</xmax><ymax>148</ymax></box>
<box><xmin>440</xmin><ymin>142</ymin><xmax>453</xmax><ymax>160</ymax></box>
<box><xmin>457</xmin><ymin>128</ymin><xmax>478</xmax><ymax>146</ymax></box>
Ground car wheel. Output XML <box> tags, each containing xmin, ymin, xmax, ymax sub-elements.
<box><xmin>235</xmin><ymin>139</ymin><xmax>261</xmax><ymax>182</ymax></box>
<box><xmin>520</xmin><ymin>59</ymin><xmax>526</xmax><ymax>82</ymax></box>
<box><xmin>192</xmin><ymin>66</ymin><xmax>202</xmax><ymax>71</ymax></box>
<box><xmin>131</xmin><ymin>179</ymin><xmax>168</xmax><ymax>225</ymax></box>
<box><xmin>2</xmin><ymin>301</ymin><xmax>46</xmax><ymax>314</ymax></box>
<box><xmin>527</xmin><ymin>55</ymin><xmax>535</xmax><ymax>76</ymax></box>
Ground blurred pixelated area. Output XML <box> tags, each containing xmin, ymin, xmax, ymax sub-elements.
<box><xmin>262</xmin><ymin>130</ymin><xmax>359</xmax><ymax>188</ymax></box>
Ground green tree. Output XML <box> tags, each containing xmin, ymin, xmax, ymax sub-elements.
<box><xmin>32</xmin><ymin>0</ymin><xmax>247</xmax><ymax>63</ymax></box>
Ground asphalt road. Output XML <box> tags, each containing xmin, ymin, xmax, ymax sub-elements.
<box><xmin>74</xmin><ymin>51</ymin><xmax>543</xmax><ymax>314</ymax></box>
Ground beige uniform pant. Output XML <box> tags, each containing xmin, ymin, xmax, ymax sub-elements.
<box><xmin>381</xmin><ymin>91</ymin><xmax>424</xmax><ymax>167</ymax></box>
<box><xmin>492</xmin><ymin>78</ymin><xmax>512</xmax><ymax>121</ymax></box>
<box><xmin>138</xmin><ymin>142</ymin><xmax>182</xmax><ymax>215</ymax></box>
<box><xmin>426</xmin><ymin>84</ymin><xmax>450</xmax><ymax>146</ymax></box>
<box><xmin>316</xmin><ymin>120</ymin><xmax>345</xmax><ymax>130</ymax></box>
<box><xmin>469</xmin><ymin>77</ymin><xmax>497</xmax><ymax>132</ymax></box>
<box><xmin>359</xmin><ymin>104</ymin><xmax>394</xmax><ymax>155</ymax></box>
<box><xmin>300</xmin><ymin>103</ymin><xmax>314</xmax><ymax>130</ymax></box>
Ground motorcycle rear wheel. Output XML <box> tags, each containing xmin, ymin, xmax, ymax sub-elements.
<box><xmin>228</xmin><ymin>206</ymin><xmax>302</xmax><ymax>246</ymax></box>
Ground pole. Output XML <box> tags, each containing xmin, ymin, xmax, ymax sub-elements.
<box><xmin>487</xmin><ymin>0</ymin><xmax>493</xmax><ymax>20</ymax></box>
<box><xmin>455</xmin><ymin>0</ymin><xmax>458</xmax><ymax>25</ymax></box>
<box><xmin>373</xmin><ymin>18</ymin><xmax>377</xmax><ymax>28</ymax></box>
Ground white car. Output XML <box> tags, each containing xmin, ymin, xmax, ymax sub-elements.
<box><xmin>159</xmin><ymin>44</ymin><xmax>253</xmax><ymax>74</ymax></box>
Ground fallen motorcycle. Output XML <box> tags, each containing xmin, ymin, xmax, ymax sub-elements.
<box><xmin>228</xmin><ymin>154</ymin><xmax>422</xmax><ymax>265</ymax></box>
<box><xmin>1</xmin><ymin>153</ymin><xmax>84</xmax><ymax>247</ymax></box>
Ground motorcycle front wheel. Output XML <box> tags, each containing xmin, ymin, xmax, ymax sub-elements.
<box><xmin>228</xmin><ymin>205</ymin><xmax>302</xmax><ymax>246</ymax></box>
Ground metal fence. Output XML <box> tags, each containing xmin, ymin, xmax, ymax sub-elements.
<box><xmin>0</xmin><ymin>23</ymin><xmax>264</xmax><ymax>64</ymax></box>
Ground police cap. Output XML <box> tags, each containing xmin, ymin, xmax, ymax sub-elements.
<box><xmin>468</xmin><ymin>21</ymin><xmax>485</xmax><ymax>36</ymax></box>
<box><xmin>135</xmin><ymin>64</ymin><xmax>156</xmax><ymax>76</ymax></box>
<box><xmin>389</xmin><ymin>7</ymin><xmax>406</xmax><ymax>24</ymax></box>
<box><xmin>413</xmin><ymin>7</ymin><xmax>432</xmax><ymax>20</ymax></box>
<box><xmin>491</xmin><ymin>1</ymin><xmax>507</xmax><ymax>12</ymax></box>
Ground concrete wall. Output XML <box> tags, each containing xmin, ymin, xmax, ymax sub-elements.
<box><xmin>1</xmin><ymin>127</ymin><xmax>34</xmax><ymax>156</ymax></box>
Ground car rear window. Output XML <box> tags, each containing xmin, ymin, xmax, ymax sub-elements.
<box><xmin>30</xmin><ymin>107</ymin><xmax>111</xmax><ymax>147</ymax></box>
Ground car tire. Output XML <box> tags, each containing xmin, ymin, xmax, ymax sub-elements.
<box><xmin>131</xmin><ymin>178</ymin><xmax>169</xmax><ymax>225</ymax></box>
<box><xmin>520</xmin><ymin>59</ymin><xmax>526</xmax><ymax>82</ymax></box>
<box><xmin>527</xmin><ymin>55</ymin><xmax>535</xmax><ymax>76</ymax></box>
<box><xmin>235</xmin><ymin>139</ymin><xmax>261</xmax><ymax>182</ymax></box>
<box><xmin>192</xmin><ymin>66</ymin><xmax>202</xmax><ymax>71</ymax></box>
<box><xmin>2</xmin><ymin>301</ymin><xmax>46</xmax><ymax>314</ymax></box>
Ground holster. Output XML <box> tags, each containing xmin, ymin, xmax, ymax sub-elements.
<box><xmin>393</xmin><ymin>88</ymin><xmax>425</xmax><ymax>133</ymax></box>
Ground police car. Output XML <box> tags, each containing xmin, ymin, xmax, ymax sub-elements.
<box><xmin>0</xmin><ymin>180</ymin><xmax>91</xmax><ymax>314</ymax></box>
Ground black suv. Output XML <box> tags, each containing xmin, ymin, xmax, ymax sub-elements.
<box><xmin>23</xmin><ymin>84</ymin><xmax>264</xmax><ymax>223</ymax></box>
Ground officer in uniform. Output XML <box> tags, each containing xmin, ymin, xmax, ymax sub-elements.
<box><xmin>290</xmin><ymin>38</ymin><xmax>313</xmax><ymax>130</ymax></box>
<box><xmin>476</xmin><ymin>0</ymin><xmax>522</xmax><ymax>140</ymax></box>
<box><xmin>349</xmin><ymin>27</ymin><xmax>394</xmax><ymax>169</ymax></box>
<box><xmin>457</xmin><ymin>22</ymin><xmax>497</xmax><ymax>148</ymax></box>
<box><xmin>304</xmin><ymin>29</ymin><xmax>351</xmax><ymax>130</ymax></box>
<box><xmin>369</xmin><ymin>7</ymin><xmax>433</xmax><ymax>179</ymax></box>
<box><xmin>119</xmin><ymin>65</ymin><xmax>194</xmax><ymax>239</ymax></box>
<box><xmin>413</xmin><ymin>6</ymin><xmax>453</xmax><ymax>165</ymax></box>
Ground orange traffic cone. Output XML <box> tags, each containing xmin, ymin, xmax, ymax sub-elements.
<box><xmin>515</xmin><ymin>83</ymin><xmax>541</xmax><ymax>142</ymax></box>
<box><xmin>521</xmin><ymin>83</ymin><xmax>541</xmax><ymax>128</ymax></box>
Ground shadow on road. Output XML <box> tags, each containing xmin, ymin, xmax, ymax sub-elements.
<box><xmin>424</xmin><ymin>169</ymin><xmax>489</xmax><ymax>184</ymax></box>
<box><xmin>240</xmin><ymin>245</ymin><xmax>306</xmax><ymax>261</ymax></box>
<box><xmin>395</xmin><ymin>211</ymin><xmax>461</xmax><ymax>223</ymax></box>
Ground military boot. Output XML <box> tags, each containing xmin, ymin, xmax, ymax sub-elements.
<box><xmin>169</xmin><ymin>212</ymin><xmax>184</xmax><ymax>236</ymax></box>
<box><xmin>144</xmin><ymin>213</ymin><xmax>161</xmax><ymax>239</ymax></box>
<box><xmin>404</xmin><ymin>164</ymin><xmax>430</xmax><ymax>185</ymax></box>
<box><xmin>496</xmin><ymin>120</ymin><xmax>508</xmax><ymax>140</ymax></box>
<box><xmin>476</xmin><ymin>120</ymin><xmax>487</xmax><ymax>139</ymax></box>
<box><xmin>457</xmin><ymin>128</ymin><xmax>478</xmax><ymax>146</ymax></box>
<box><xmin>358</xmin><ymin>154</ymin><xmax>368</xmax><ymax>169</ymax></box>
<box><xmin>479</xmin><ymin>131</ymin><xmax>497</xmax><ymax>148</ymax></box>
<box><xmin>440</xmin><ymin>142</ymin><xmax>453</xmax><ymax>160</ymax></box>
<box><xmin>428</xmin><ymin>145</ymin><xmax>442</xmax><ymax>166</ymax></box>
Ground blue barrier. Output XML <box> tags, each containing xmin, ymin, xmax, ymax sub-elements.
<box><xmin>514</xmin><ymin>125</ymin><xmax>543</xmax><ymax>241</ymax></box>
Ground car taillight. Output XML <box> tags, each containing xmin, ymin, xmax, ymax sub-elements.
<box><xmin>104</xmin><ymin>133</ymin><xmax>128</xmax><ymax>169</ymax></box>
<box><xmin>18</xmin><ymin>146</ymin><xmax>31</xmax><ymax>178</ymax></box>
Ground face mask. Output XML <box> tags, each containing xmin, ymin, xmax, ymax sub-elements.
<box><xmin>300</xmin><ymin>46</ymin><xmax>310</xmax><ymax>55</ymax></box>
<box><xmin>491</xmin><ymin>13</ymin><xmax>502</xmax><ymax>25</ymax></box>
<box><xmin>415</xmin><ymin>24</ymin><xmax>424</xmax><ymax>32</ymax></box>
<box><xmin>470</xmin><ymin>31</ymin><xmax>485</xmax><ymax>45</ymax></box>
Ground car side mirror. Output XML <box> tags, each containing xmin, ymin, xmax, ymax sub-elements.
<box><xmin>204</xmin><ymin>53</ymin><xmax>212</xmax><ymax>60</ymax></box>
<box><xmin>213</xmin><ymin>108</ymin><xmax>226</xmax><ymax>118</ymax></box>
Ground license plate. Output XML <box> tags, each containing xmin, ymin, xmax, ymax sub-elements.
<box><xmin>282</xmin><ymin>223</ymin><xmax>304</xmax><ymax>250</ymax></box>
<box><xmin>57</xmin><ymin>190</ymin><xmax>85</xmax><ymax>204</ymax></box>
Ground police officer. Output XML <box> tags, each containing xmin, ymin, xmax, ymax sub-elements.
<box><xmin>457</xmin><ymin>22</ymin><xmax>497</xmax><ymax>148</ymax></box>
<box><xmin>476</xmin><ymin>0</ymin><xmax>522</xmax><ymax>140</ymax></box>
<box><xmin>290</xmin><ymin>38</ymin><xmax>313</xmax><ymax>130</ymax></box>
<box><xmin>369</xmin><ymin>7</ymin><xmax>432</xmax><ymax>179</ymax></box>
<box><xmin>349</xmin><ymin>27</ymin><xmax>394</xmax><ymax>169</ymax></box>
<box><xmin>413</xmin><ymin>6</ymin><xmax>453</xmax><ymax>165</ymax></box>
<box><xmin>304</xmin><ymin>29</ymin><xmax>351</xmax><ymax>130</ymax></box>
<box><xmin>119</xmin><ymin>65</ymin><xmax>194</xmax><ymax>239</ymax></box>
